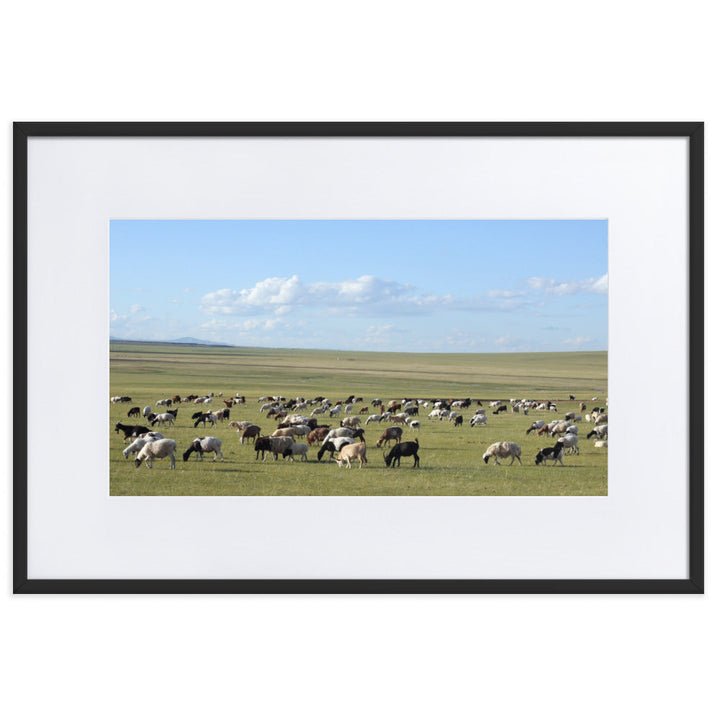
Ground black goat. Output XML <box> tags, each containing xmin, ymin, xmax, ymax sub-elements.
<box><xmin>114</xmin><ymin>422</ymin><xmax>149</xmax><ymax>440</ymax></box>
<box><xmin>127</xmin><ymin>406</ymin><xmax>141</xmax><ymax>418</ymax></box>
<box><xmin>492</xmin><ymin>404</ymin><xmax>508</xmax><ymax>415</ymax></box>
<box><xmin>535</xmin><ymin>442</ymin><xmax>564</xmax><ymax>466</ymax></box>
<box><xmin>384</xmin><ymin>439</ymin><xmax>420</xmax><ymax>468</ymax></box>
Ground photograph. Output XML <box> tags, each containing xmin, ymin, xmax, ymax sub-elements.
<box><xmin>110</xmin><ymin>218</ymin><xmax>608</xmax><ymax>496</ymax></box>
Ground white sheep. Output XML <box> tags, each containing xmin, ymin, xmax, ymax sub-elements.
<box><xmin>182</xmin><ymin>436</ymin><xmax>224</xmax><ymax>462</ymax></box>
<box><xmin>482</xmin><ymin>441</ymin><xmax>522</xmax><ymax>465</ymax></box>
<box><xmin>594</xmin><ymin>440</ymin><xmax>608</xmax><ymax>448</ymax></box>
<box><xmin>282</xmin><ymin>442</ymin><xmax>309</xmax><ymax>461</ymax></box>
<box><xmin>134</xmin><ymin>439</ymin><xmax>177</xmax><ymax>469</ymax></box>
<box><xmin>142</xmin><ymin>406</ymin><xmax>152</xmax><ymax>417</ymax></box>
<box><xmin>556</xmin><ymin>433</ymin><xmax>579</xmax><ymax>455</ymax></box>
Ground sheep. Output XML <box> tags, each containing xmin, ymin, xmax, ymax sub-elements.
<box><xmin>376</xmin><ymin>426</ymin><xmax>403</xmax><ymax>447</ymax></box>
<box><xmin>409</xmin><ymin>420</ymin><xmax>420</xmax><ymax>431</ymax></box>
<box><xmin>134</xmin><ymin>439</ymin><xmax>177</xmax><ymax>469</ymax></box>
<box><xmin>526</xmin><ymin>420</ymin><xmax>545</xmax><ymax>435</ymax></box>
<box><xmin>550</xmin><ymin>422</ymin><xmax>571</xmax><ymax>437</ymax></box>
<box><xmin>229</xmin><ymin>420</ymin><xmax>253</xmax><ymax>432</ymax></box>
<box><xmin>587</xmin><ymin>425</ymin><xmax>608</xmax><ymax>440</ymax></box>
<box><xmin>470</xmin><ymin>413</ymin><xmax>487</xmax><ymax>427</ymax></box>
<box><xmin>142</xmin><ymin>406</ymin><xmax>152</xmax><ymax>418</ymax></box>
<box><xmin>325</xmin><ymin>427</ymin><xmax>365</xmax><ymax>443</ymax></box>
<box><xmin>127</xmin><ymin>406</ymin><xmax>141</xmax><ymax>418</ymax></box>
<box><xmin>335</xmin><ymin>442</ymin><xmax>368</xmax><ymax>469</ymax></box>
<box><xmin>365</xmin><ymin>414</ymin><xmax>383</xmax><ymax>425</ymax></box>
<box><xmin>317</xmin><ymin>436</ymin><xmax>356</xmax><ymax>461</ymax></box>
<box><xmin>266</xmin><ymin>435</ymin><xmax>294</xmax><ymax>460</ymax></box>
<box><xmin>594</xmin><ymin>413</ymin><xmax>608</xmax><ymax>425</ymax></box>
<box><xmin>556</xmin><ymin>433</ymin><xmax>579</xmax><ymax>455</ymax></box>
<box><xmin>383</xmin><ymin>439</ymin><xmax>420</xmax><ymax>468</ymax></box>
<box><xmin>454</xmin><ymin>415</ymin><xmax>464</xmax><ymax>427</ymax></box>
<box><xmin>534</xmin><ymin>442</ymin><xmax>564</xmax><ymax>466</ymax></box>
<box><xmin>492</xmin><ymin>405</ymin><xmax>508</xmax><ymax>415</ymax></box>
<box><xmin>123</xmin><ymin>435</ymin><xmax>154</xmax><ymax>459</ymax></box>
<box><xmin>565</xmin><ymin>412</ymin><xmax>576</xmax><ymax>421</ymax></box>
<box><xmin>594</xmin><ymin>440</ymin><xmax>608</xmax><ymax>448</ymax></box>
<box><xmin>482</xmin><ymin>441</ymin><xmax>522</xmax><ymax>465</ymax></box>
<box><xmin>182</xmin><ymin>436</ymin><xmax>224</xmax><ymax>462</ymax></box>
<box><xmin>150</xmin><ymin>412</ymin><xmax>175</xmax><ymax>427</ymax></box>
<box><xmin>282</xmin><ymin>442</ymin><xmax>309</xmax><ymax>462</ymax></box>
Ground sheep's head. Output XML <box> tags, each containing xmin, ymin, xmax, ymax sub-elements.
<box><xmin>482</xmin><ymin>454</ymin><xmax>490</xmax><ymax>464</ymax></box>
<box><xmin>134</xmin><ymin>458</ymin><xmax>142</xmax><ymax>468</ymax></box>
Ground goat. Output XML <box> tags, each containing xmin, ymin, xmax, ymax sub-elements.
<box><xmin>114</xmin><ymin>423</ymin><xmax>150</xmax><ymax>440</ymax></box>
<box><xmin>383</xmin><ymin>439</ymin><xmax>420</xmax><ymax>468</ymax></box>
<box><xmin>127</xmin><ymin>406</ymin><xmax>141</xmax><ymax>418</ymax></box>
<box><xmin>376</xmin><ymin>426</ymin><xmax>403</xmax><ymax>447</ymax></box>
<box><xmin>535</xmin><ymin>442</ymin><xmax>564</xmax><ymax>466</ymax></box>
<box><xmin>240</xmin><ymin>425</ymin><xmax>262</xmax><ymax>444</ymax></box>
<box><xmin>335</xmin><ymin>443</ymin><xmax>368</xmax><ymax>469</ymax></box>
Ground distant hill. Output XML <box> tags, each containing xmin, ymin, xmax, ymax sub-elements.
<box><xmin>172</xmin><ymin>337</ymin><xmax>231</xmax><ymax>346</ymax></box>
<box><xmin>110</xmin><ymin>337</ymin><xmax>233</xmax><ymax>347</ymax></box>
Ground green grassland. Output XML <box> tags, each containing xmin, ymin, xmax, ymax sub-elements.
<box><xmin>110</xmin><ymin>343</ymin><xmax>608</xmax><ymax>496</ymax></box>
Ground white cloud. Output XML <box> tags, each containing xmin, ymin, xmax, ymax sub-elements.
<box><xmin>200</xmin><ymin>275</ymin><xmax>453</xmax><ymax>317</ymax></box>
<box><xmin>562</xmin><ymin>336</ymin><xmax>592</xmax><ymax>347</ymax></box>
<box><xmin>130</xmin><ymin>304</ymin><xmax>144</xmax><ymax>314</ymax></box>
<box><xmin>487</xmin><ymin>289</ymin><xmax>527</xmax><ymax>299</ymax></box>
<box><xmin>527</xmin><ymin>274</ymin><xmax>608</xmax><ymax>296</ymax></box>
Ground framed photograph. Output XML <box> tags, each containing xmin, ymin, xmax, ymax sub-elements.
<box><xmin>13</xmin><ymin>122</ymin><xmax>703</xmax><ymax>593</ymax></box>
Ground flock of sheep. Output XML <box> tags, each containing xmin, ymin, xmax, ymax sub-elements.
<box><xmin>110</xmin><ymin>392</ymin><xmax>608</xmax><ymax>473</ymax></box>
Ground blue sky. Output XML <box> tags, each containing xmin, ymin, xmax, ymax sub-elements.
<box><xmin>110</xmin><ymin>219</ymin><xmax>607</xmax><ymax>352</ymax></box>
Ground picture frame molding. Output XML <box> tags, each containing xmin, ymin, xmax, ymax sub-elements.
<box><xmin>13</xmin><ymin>121</ymin><xmax>704</xmax><ymax>594</ymax></box>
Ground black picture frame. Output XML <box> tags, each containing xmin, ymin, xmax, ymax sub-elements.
<box><xmin>13</xmin><ymin>121</ymin><xmax>704</xmax><ymax>594</ymax></box>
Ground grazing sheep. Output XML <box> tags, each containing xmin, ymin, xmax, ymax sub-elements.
<box><xmin>482</xmin><ymin>441</ymin><xmax>522</xmax><ymax>465</ymax></box>
<box><xmin>150</xmin><ymin>412</ymin><xmax>175</xmax><ymax>427</ymax></box>
<box><xmin>282</xmin><ymin>442</ymin><xmax>309</xmax><ymax>462</ymax></box>
<box><xmin>556</xmin><ymin>433</ymin><xmax>579</xmax><ymax>455</ymax></box>
<box><xmin>586</xmin><ymin>425</ymin><xmax>608</xmax><ymax>440</ymax></box>
<box><xmin>123</xmin><ymin>435</ymin><xmax>155</xmax><ymax>459</ymax></box>
<box><xmin>565</xmin><ymin>412</ymin><xmax>576</xmax><ymax>421</ymax></box>
<box><xmin>550</xmin><ymin>422</ymin><xmax>571</xmax><ymax>437</ymax></box>
<box><xmin>594</xmin><ymin>440</ymin><xmax>608</xmax><ymax>448</ymax></box>
<box><xmin>454</xmin><ymin>415</ymin><xmax>464</xmax><ymax>427</ymax></box>
<box><xmin>526</xmin><ymin>420</ymin><xmax>545</xmax><ymax>435</ymax></box>
<box><xmin>409</xmin><ymin>420</ymin><xmax>420</xmax><ymax>432</ymax></box>
<box><xmin>594</xmin><ymin>413</ymin><xmax>608</xmax><ymax>425</ymax></box>
<box><xmin>229</xmin><ymin>420</ymin><xmax>253</xmax><ymax>432</ymax></box>
<box><xmin>317</xmin><ymin>436</ymin><xmax>356</xmax><ymax>461</ymax></box>
<box><xmin>182</xmin><ymin>437</ymin><xmax>224</xmax><ymax>462</ymax></box>
<box><xmin>127</xmin><ymin>406</ymin><xmax>141</xmax><ymax>418</ymax></box>
<box><xmin>470</xmin><ymin>413</ymin><xmax>487</xmax><ymax>427</ymax></box>
<box><xmin>492</xmin><ymin>405</ymin><xmax>508</xmax><ymax>415</ymax></box>
<box><xmin>335</xmin><ymin>442</ymin><xmax>368</xmax><ymax>469</ymax></box>
<box><xmin>142</xmin><ymin>406</ymin><xmax>152</xmax><ymax>418</ymax></box>
<box><xmin>134</xmin><ymin>439</ymin><xmax>177</xmax><ymax>469</ymax></box>
<box><xmin>192</xmin><ymin>412</ymin><xmax>217</xmax><ymax>428</ymax></box>
<box><xmin>365</xmin><ymin>414</ymin><xmax>383</xmax><ymax>425</ymax></box>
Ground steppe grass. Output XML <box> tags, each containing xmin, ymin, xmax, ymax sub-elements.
<box><xmin>110</xmin><ymin>343</ymin><xmax>607</xmax><ymax>496</ymax></box>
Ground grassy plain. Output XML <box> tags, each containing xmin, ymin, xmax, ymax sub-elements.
<box><xmin>110</xmin><ymin>343</ymin><xmax>608</xmax><ymax>496</ymax></box>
